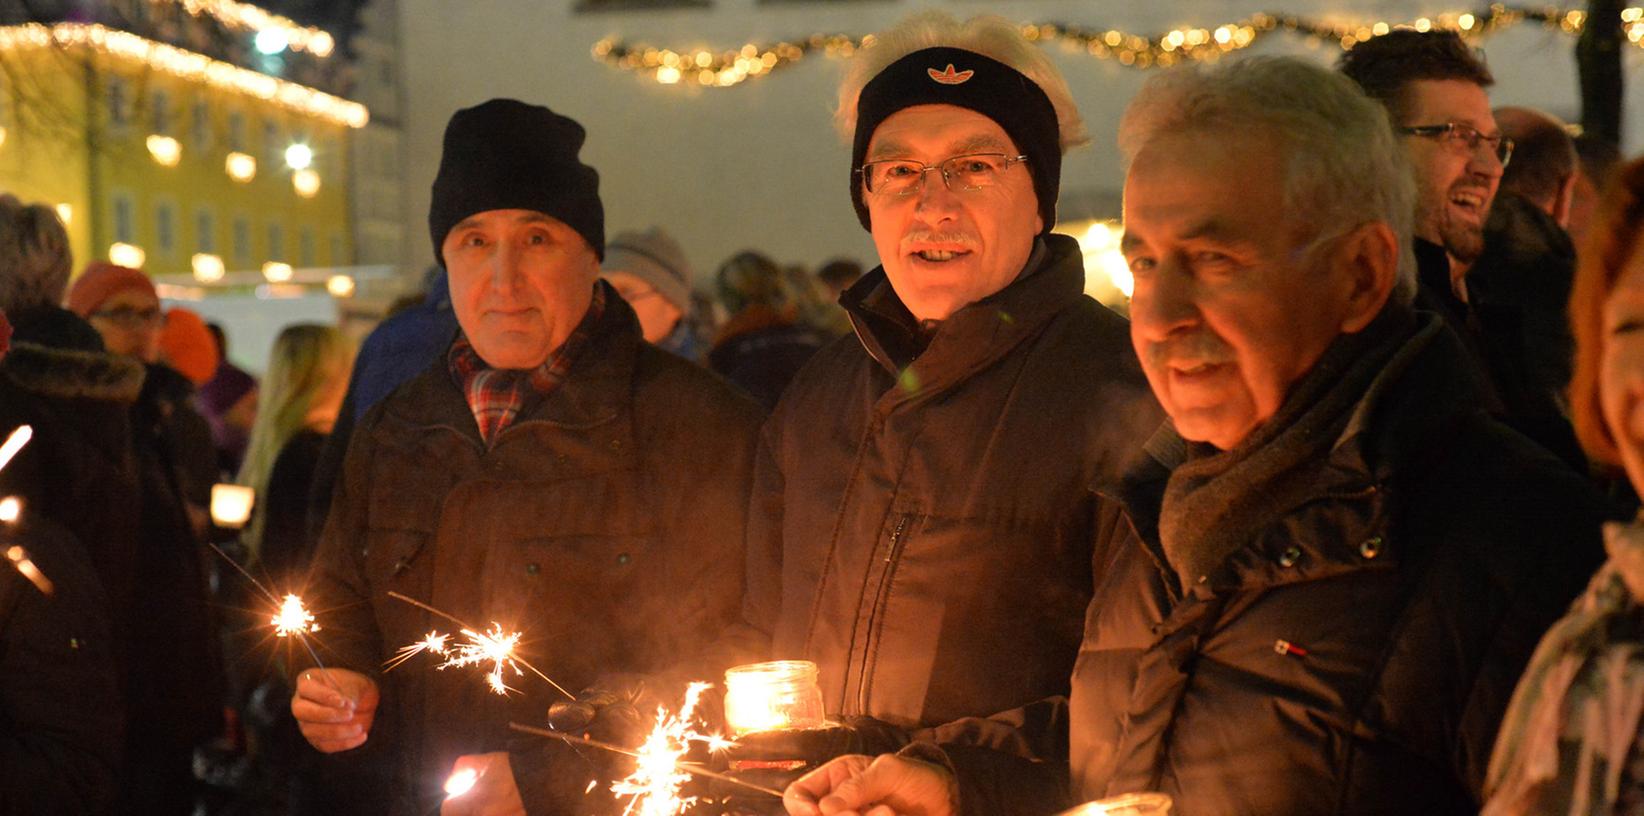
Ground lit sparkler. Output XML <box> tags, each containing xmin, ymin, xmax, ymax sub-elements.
<box><xmin>383</xmin><ymin>591</ymin><xmax>573</xmax><ymax>700</ymax></box>
<box><xmin>0</xmin><ymin>425</ymin><xmax>50</xmax><ymax>595</ymax></box>
<box><xmin>443</xmin><ymin>767</ymin><xmax>479</xmax><ymax>799</ymax></box>
<box><xmin>0</xmin><ymin>425</ymin><xmax>31</xmax><ymax>472</ymax></box>
<box><xmin>612</xmin><ymin>680</ymin><xmax>717</xmax><ymax>815</ymax></box>
<box><xmin>272</xmin><ymin>593</ymin><xmax>319</xmax><ymax>637</ymax></box>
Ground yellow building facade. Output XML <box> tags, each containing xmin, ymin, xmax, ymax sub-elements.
<box><xmin>0</xmin><ymin>20</ymin><xmax>363</xmax><ymax>281</ymax></box>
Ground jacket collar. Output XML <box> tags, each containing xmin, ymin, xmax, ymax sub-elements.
<box><xmin>0</xmin><ymin>340</ymin><xmax>145</xmax><ymax>403</ymax></box>
<box><xmin>382</xmin><ymin>281</ymin><xmax>645</xmax><ymax>448</ymax></box>
<box><xmin>840</xmin><ymin>233</ymin><xmax>1088</xmax><ymax>410</ymax></box>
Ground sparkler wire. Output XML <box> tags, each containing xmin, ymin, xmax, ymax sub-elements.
<box><xmin>506</xmin><ymin>722</ymin><xmax>785</xmax><ymax>798</ymax></box>
<box><xmin>384</xmin><ymin>591</ymin><xmax>575</xmax><ymax>701</ymax></box>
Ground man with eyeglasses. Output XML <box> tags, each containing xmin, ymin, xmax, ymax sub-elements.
<box><xmin>1341</xmin><ymin>31</ymin><xmax>1594</xmax><ymax>471</ymax></box>
<box><xmin>720</xmin><ymin>10</ymin><xmax>1156</xmax><ymax>775</ymax></box>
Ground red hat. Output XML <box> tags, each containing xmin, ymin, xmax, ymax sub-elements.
<box><xmin>65</xmin><ymin>261</ymin><xmax>156</xmax><ymax>318</ymax></box>
<box><xmin>159</xmin><ymin>307</ymin><xmax>220</xmax><ymax>386</ymax></box>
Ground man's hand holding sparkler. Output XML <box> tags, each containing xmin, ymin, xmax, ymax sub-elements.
<box><xmin>784</xmin><ymin>754</ymin><xmax>957</xmax><ymax>816</ymax></box>
<box><xmin>291</xmin><ymin>668</ymin><xmax>379</xmax><ymax>753</ymax></box>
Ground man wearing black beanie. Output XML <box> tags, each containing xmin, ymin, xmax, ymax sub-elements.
<box><xmin>294</xmin><ymin>98</ymin><xmax>763</xmax><ymax>815</ymax></box>
<box><xmin>718</xmin><ymin>8</ymin><xmax>1159</xmax><ymax>800</ymax></box>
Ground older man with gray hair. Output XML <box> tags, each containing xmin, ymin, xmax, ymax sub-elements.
<box><xmin>785</xmin><ymin>55</ymin><xmax>1608</xmax><ymax>816</ymax></box>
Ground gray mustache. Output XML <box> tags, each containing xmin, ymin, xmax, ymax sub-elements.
<box><xmin>1143</xmin><ymin>332</ymin><xmax>1233</xmax><ymax>369</ymax></box>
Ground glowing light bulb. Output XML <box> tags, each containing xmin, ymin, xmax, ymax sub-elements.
<box><xmin>226</xmin><ymin>151</ymin><xmax>257</xmax><ymax>181</ymax></box>
<box><xmin>146</xmin><ymin>134</ymin><xmax>182</xmax><ymax>166</ymax></box>
<box><xmin>254</xmin><ymin>29</ymin><xmax>288</xmax><ymax>55</ymax></box>
<box><xmin>108</xmin><ymin>242</ymin><xmax>145</xmax><ymax>269</ymax></box>
<box><xmin>284</xmin><ymin>142</ymin><xmax>312</xmax><ymax>170</ymax></box>
<box><xmin>262</xmin><ymin>261</ymin><xmax>293</xmax><ymax>282</ymax></box>
<box><xmin>292</xmin><ymin>168</ymin><xmax>320</xmax><ymax>198</ymax></box>
<box><xmin>326</xmin><ymin>275</ymin><xmax>355</xmax><ymax>298</ymax></box>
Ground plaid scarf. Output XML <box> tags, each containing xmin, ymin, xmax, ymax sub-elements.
<box><xmin>448</xmin><ymin>285</ymin><xmax>606</xmax><ymax>445</ymax></box>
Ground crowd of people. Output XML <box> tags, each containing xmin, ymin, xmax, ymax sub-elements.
<box><xmin>4</xmin><ymin>8</ymin><xmax>1644</xmax><ymax>816</ymax></box>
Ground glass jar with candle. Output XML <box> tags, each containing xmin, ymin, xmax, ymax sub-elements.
<box><xmin>1058</xmin><ymin>793</ymin><xmax>1173</xmax><ymax>815</ymax></box>
<box><xmin>723</xmin><ymin>659</ymin><xmax>827</xmax><ymax>736</ymax></box>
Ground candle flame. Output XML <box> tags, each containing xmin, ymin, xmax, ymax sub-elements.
<box><xmin>271</xmin><ymin>593</ymin><xmax>319</xmax><ymax>637</ymax></box>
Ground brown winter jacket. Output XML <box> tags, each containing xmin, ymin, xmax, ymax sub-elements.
<box><xmin>306</xmin><ymin>286</ymin><xmax>763</xmax><ymax>815</ymax></box>
<box><xmin>737</xmin><ymin>234</ymin><xmax>1159</xmax><ymax>740</ymax></box>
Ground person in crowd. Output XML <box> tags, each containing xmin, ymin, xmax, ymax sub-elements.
<box><xmin>306</xmin><ymin>265</ymin><xmax>458</xmax><ymax>546</ymax></box>
<box><xmin>218</xmin><ymin>323</ymin><xmax>352</xmax><ymax>813</ymax></box>
<box><xmin>0</xmin><ymin>305</ymin><xmax>125</xmax><ymax>816</ymax></box>
<box><xmin>1467</xmin><ymin>107</ymin><xmax>1585</xmax><ymax>468</ymax></box>
<box><xmin>200</xmin><ymin>322</ymin><xmax>259</xmax><ymax>478</ymax></box>
<box><xmin>1484</xmin><ymin>155</ymin><xmax>1644</xmax><ymax>814</ymax></box>
<box><xmin>290</xmin><ymin>98</ymin><xmax>763</xmax><ymax>816</ymax></box>
<box><xmin>601</xmin><ymin>226</ymin><xmax>704</xmax><ymax>361</ymax></box>
<box><xmin>1570</xmin><ymin>133</ymin><xmax>1623</xmax><ymax>247</ymax></box>
<box><xmin>729</xmin><ymin>8</ymin><xmax>1156</xmax><ymax>778</ymax></box>
<box><xmin>707</xmin><ymin>249</ymin><xmax>829</xmax><ymax>410</ymax></box>
<box><xmin>66</xmin><ymin>261</ymin><xmax>225</xmax><ymax>814</ymax></box>
<box><xmin>160</xmin><ymin>306</ymin><xmax>222</xmax><ymax>389</ymax></box>
<box><xmin>786</xmin><ymin>55</ymin><xmax>1610</xmax><ymax>816</ymax></box>
<box><xmin>811</xmin><ymin>258</ymin><xmax>864</xmax><ymax>336</ymax></box>
<box><xmin>200</xmin><ymin>362</ymin><xmax>259</xmax><ymax>480</ymax></box>
<box><xmin>237</xmin><ymin>324</ymin><xmax>354</xmax><ymax>583</ymax></box>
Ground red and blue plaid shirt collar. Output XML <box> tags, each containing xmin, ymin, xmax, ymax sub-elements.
<box><xmin>447</xmin><ymin>284</ymin><xmax>606</xmax><ymax>445</ymax></box>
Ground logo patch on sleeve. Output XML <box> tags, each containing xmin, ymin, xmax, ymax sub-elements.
<box><xmin>927</xmin><ymin>64</ymin><xmax>975</xmax><ymax>85</ymax></box>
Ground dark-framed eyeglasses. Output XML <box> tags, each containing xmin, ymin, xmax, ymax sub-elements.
<box><xmin>1397</xmin><ymin>122</ymin><xmax>1514</xmax><ymax>167</ymax></box>
<box><xmin>89</xmin><ymin>306</ymin><xmax>162</xmax><ymax>328</ymax></box>
<box><xmin>856</xmin><ymin>153</ymin><xmax>1030</xmax><ymax>196</ymax></box>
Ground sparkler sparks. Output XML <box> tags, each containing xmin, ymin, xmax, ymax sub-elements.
<box><xmin>0</xmin><ymin>425</ymin><xmax>49</xmax><ymax>595</ymax></box>
<box><xmin>443</xmin><ymin>767</ymin><xmax>478</xmax><ymax>799</ymax></box>
<box><xmin>383</xmin><ymin>591</ymin><xmax>573</xmax><ymax>700</ymax></box>
<box><xmin>272</xmin><ymin>593</ymin><xmax>319</xmax><ymax>637</ymax></box>
<box><xmin>611</xmin><ymin>681</ymin><xmax>724</xmax><ymax>816</ymax></box>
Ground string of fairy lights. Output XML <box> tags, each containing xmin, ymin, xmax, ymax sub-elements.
<box><xmin>171</xmin><ymin>0</ymin><xmax>335</xmax><ymax>57</ymax></box>
<box><xmin>592</xmin><ymin>4</ymin><xmax>1636</xmax><ymax>89</ymax></box>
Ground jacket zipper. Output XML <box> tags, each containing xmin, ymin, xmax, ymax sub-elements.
<box><xmin>856</xmin><ymin>513</ymin><xmax>910</xmax><ymax>714</ymax></box>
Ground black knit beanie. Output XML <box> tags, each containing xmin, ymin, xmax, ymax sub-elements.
<box><xmin>428</xmin><ymin>99</ymin><xmax>605</xmax><ymax>265</ymax></box>
<box><xmin>850</xmin><ymin>47</ymin><xmax>1061</xmax><ymax>234</ymax></box>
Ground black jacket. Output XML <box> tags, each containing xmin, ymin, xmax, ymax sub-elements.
<box><xmin>735</xmin><ymin>234</ymin><xmax>1159</xmax><ymax>738</ymax></box>
<box><xmin>1068</xmin><ymin>315</ymin><xmax>1610</xmax><ymax>814</ymax></box>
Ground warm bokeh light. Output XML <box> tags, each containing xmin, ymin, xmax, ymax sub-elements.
<box><xmin>292</xmin><ymin>168</ymin><xmax>320</xmax><ymax>197</ymax></box>
<box><xmin>326</xmin><ymin>274</ymin><xmax>354</xmax><ymax>298</ymax></box>
<box><xmin>108</xmin><ymin>242</ymin><xmax>146</xmax><ymax>269</ymax></box>
<box><xmin>284</xmin><ymin>142</ymin><xmax>313</xmax><ymax>170</ymax></box>
<box><xmin>209</xmin><ymin>482</ymin><xmax>254</xmax><ymax>527</ymax></box>
<box><xmin>261</xmin><ymin>261</ymin><xmax>293</xmax><ymax>282</ymax></box>
<box><xmin>54</xmin><ymin>203</ymin><xmax>71</xmax><ymax>225</ymax></box>
<box><xmin>226</xmin><ymin>151</ymin><xmax>257</xmax><ymax>182</ymax></box>
<box><xmin>192</xmin><ymin>253</ymin><xmax>226</xmax><ymax>283</ymax></box>
<box><xmin>146</xmin><ymin>134</ymin><xmax>182</xmax><ymax>166</ymax></box>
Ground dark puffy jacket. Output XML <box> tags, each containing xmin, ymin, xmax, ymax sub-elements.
<box><xmin>739</xmin><ymin>234</ymin><xmax>1159</xmax><ymax>736</ymax></box>
<box><xmin>307</xmin><ymin>287</ymin><xmax>763</xmax><ymax>816</ymax></box>
<box><xmin>1069</xmin><ymin>317</ymin><xmax>1610</xmax><ymax>815</ymax></box>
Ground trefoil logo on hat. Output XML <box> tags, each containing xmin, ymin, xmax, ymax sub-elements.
<box><xmin>927</xmin><ymin>64</ymin><xmax>974</xmax><ymax>85</ymax></box>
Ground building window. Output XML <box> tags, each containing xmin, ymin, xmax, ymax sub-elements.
<box><xmin>107</xmin><ymin>78</ymin><xmax>128</xmax><ymax>127</ymax></box>
<box><xmin>264</xmin><ymin>120</ymin><xmax>281</xmax><ymax>164</ymax></box>
<box><xmin>112</xmin><ymin>194</ymin><xmax>135</xmax><ymax>244</ymax></box>
<box><xmin>232</xmin><ymin>217</ymin><xmax>250</xmax><ymax>266</ymax></box>
<box><xmin>299</xmin><ymin>227</ymin><xmax>316</xmax><ymax>267</ymax></box>
<box><xmin>329</xmin><ymin>234</ymin><xmax>346</xmax><ymax>266</ymax></box>
<box><xmin>156</xmin><ymin>202</ymin><xmax>175</xmax><ymax>255</ymax></box>
<box><xmin>191</xmin><ymin>100</ymin><xmax>211</xmax><ymax>150</ymax></box>
<box><xmin>267</xmin><ymin>221</ymin><xmax>285</xmax><ymax>261</ymax></box>
<box><xmin>152</xmin><ymin>89</ymin><xmax>171</xmax><ymax>135</ymax></box>
<box><xmin>195</xmin><ymin>209</ymin><xmax>215</xmax><ymax>253</ymax></box>
<box><xmin>227</xmin><ymin>111</ymin><xmax>245</xmax><ymax>152</ymax></box>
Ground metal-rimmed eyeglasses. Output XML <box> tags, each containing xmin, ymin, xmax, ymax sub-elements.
<box><xmin>1397</xmin><ymin>122</ymin><xmax>1514</xmax><ymax>167</ymax></box>
<box><xmin>856</xmin><ymin>153</ymin><xmax>1030</xmax><ymax>196</ymax></box>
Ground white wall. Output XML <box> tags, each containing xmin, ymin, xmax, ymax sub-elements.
<box><xmin>396</xmin><ymin>0</ymin><xmax>1644</xmax><ymax>287</ymax></box>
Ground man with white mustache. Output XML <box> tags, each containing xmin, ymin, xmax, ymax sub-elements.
<box><xmin>725</xmin><ymin>10</ymin><xmax>1157</xmax><ymax>763</ymax></box>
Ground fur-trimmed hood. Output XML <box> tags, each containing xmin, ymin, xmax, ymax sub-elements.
<box><xmin>0</xmin><ymin>340</ymin><xmax>145</xmax><ymax>403</ymax></box>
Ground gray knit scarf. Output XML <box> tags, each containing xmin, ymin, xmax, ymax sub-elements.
<box><xmin>1158</xmin><ymin>307</ymin><xmax>1417</xmax><ymax>589</ymax></box>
